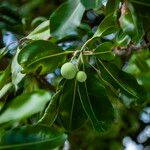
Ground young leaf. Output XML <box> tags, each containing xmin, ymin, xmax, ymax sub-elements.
<box><xmin>0</xmin><ymin>125</ymin><xmax>67</xmax><ymax>150</ymax></box>
<box><xmin>27</xmin><ymin>20</ymin><xmax>50</xmax><ymax>40</ymax></box>
<box><xmin>50</xmin><ymin>0</ymin><xmax>85</xmax><ymax>39</ymax></box>
<box><xmin>0</xmin><ymin>90</ymin><xmax>51</xmax><ymax>124</ymax></box>
<box><xmin>18</xmin><ymin>40</ymin><xmax>71</xmax><ymax>75</ymax></box>
<box><xmin>93</xmin><ymin>12</ymin><xmax>118</xmax><ymax>38</ymax></box>
<box><xmin>97</xmin><ymin>60</ymin><xmax>147</xmax><ymax>106</ymax></box>
<box><xmin>78</xmin><ymin>71</ymin><xmax>114</xmax><ymax>132</ymax></box>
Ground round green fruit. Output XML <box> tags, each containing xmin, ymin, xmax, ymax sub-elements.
<box><xmin>61</xmin><ymin>62</ymin><xmax>77</xmax><ymax>79</ymax></box>
<box><xmin>76</xmin><ymin>71</ymin><xmax>87</xmax><ymax>82</ymax></box>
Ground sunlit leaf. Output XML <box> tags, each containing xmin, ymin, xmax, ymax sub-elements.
<box><xmin>27</xmin><ymin>20</ymin><xmax>50</xmax><ymax>40</ymax></box>
<box><xmin>11</xmin><ymin>48</ymin><xmax>25</xmax><ymax>91</ymax></box>
<box><xmin>18</xmin><ymin>40</ymin><xmax>72</xmax><ymax>75</ymax></box>
<box><xmin>93</xmin><ymin>12</ymin><xmax>118</xmax><ymax>38</ymax></box>
<box><xmin>0</xmin><ymin>90</ymin><xmax>51</xmax><ymax>124</ymax></box>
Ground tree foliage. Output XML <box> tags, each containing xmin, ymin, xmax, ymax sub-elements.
<box><xmin>0</xmin><ymin>0</ymin><xmax>150</xmax><ymax>149</ymax></box>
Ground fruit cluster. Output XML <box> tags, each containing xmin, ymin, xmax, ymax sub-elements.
<box><xmin>60</xmin><ymin>62</ymin><xmax>87</xmax><ymax>82</ymax></box>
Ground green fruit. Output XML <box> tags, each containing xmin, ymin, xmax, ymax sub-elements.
<box><xmin>76</xmin><ymin>71</ymin><xmax>87</xmax><ymax>82</ymax></box>
<box><xmin>61</xmin><ymin>62</ymin><xmax>77</xmax><ymax>79</ymax></box>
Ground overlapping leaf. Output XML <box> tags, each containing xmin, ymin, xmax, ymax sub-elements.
<box><xmin>119</xmin><ymin>3</ymin><xmax>144</xmax><ymax>43</ymax></box>
<box><xmin>27</xmin><ymin>20</ymin><xmax>50</xmax><ymax>40</ymax></box>
<box><xmin>56</xmin><ymin>70</ymin><xmax>114</xmax><ymax>132</ymax></box>
<box><xmin>0</xmin><ymin>125</ymin><xmax>67</xmax><ymax>150</ymax></box>
<box><xmin>0</xmin><ymin>90</ymin><xmax>51</xmax><ymax>124</ymax></box>
<box><xmin>11</xmin><ymin>48</ymin><xmax>25</xmax><ymax>90</ymax></box>
<box><xmin>97</xmin><ymin>60</ymin><xmax>147</xmax><ymax>106</ymax></box>
<box><xmin>0</xmin><ymin>65</ymin><xmax>11</xmax><ymax>90</ymax></box>
<box><xmin>78</xmin><ymin>71</ymin><xmax>114</xmax><ymax>132</ymax></box>
<box><xmin>58</xmin><ymin>79</ymin><xmax>87</xmax><ymax>131</ymax></box>
<box><xmin>80</xmin><ymin>0</ymin><xmax>102</xmax><ymax>9</ymax></box>
<box><xmin>38</xmin><ymin>90</ymin><xmax>62</xmax><ymax>126</ymax></box>
<box><xmin>18</xmin><ymin>40</ymin><xmax>71</xmax><ymax>75</ymax></box>
<box><xmin>93</xmin><ymin>42</ymin><xmax>115</xmax><ymax>61</ymax></box>
<box><xmin>93</xmin><ymin>12</ymin><xmax>118</xmax><ymax>38</ymax></box>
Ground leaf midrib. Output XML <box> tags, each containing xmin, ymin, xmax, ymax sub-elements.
<box><xmin>0</xmin><ymin>134</ymin><xmax>66</xmax><ymax>149</ymax></box>
<box><xmin>22</xmin><ymin>51</ymin><xmax>72</xmax><ymax>68</ymax></box>
<box><xmin>98</xmin><ymin>59</ymin><xmax>138</xmax><ymax>98</ymax></box>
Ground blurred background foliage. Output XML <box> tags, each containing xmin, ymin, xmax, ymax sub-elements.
<box><xmin>0</xmin><ymin>0</ymin><xmax>150</xmax><ymax>149</ymax></box>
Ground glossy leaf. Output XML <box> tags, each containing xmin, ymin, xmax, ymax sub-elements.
<box><xmin>18</xmin><ymin>40</ymin><xmax>71</xmax><ymax>75</ymax></box>
<box><xmin>80</xmin><ymin>0</ymin><xmax>102</xmax><ymax>9</ymax></box>
<box><xmin>0</xmin><ymin>83</ymin><xmax>13</xmax><ymax>99</ymax></box>
<box><xmin>0</xmin><ymin>90</ymin><xmax>51</xmax><ymax>124</ymax></box>
<box><xmin>38</xmin><ymin>90</ymin><xmax>61</xmax><ymax>126</ymax></box>
<box><xmin>93</xmin><ymin>42</ymin><xmax>115</xmax><ymax>61</ymax></box>
<box><xmin>0</xmin><ymin>65</ymin><xmax>11</xmax><ymax>90</ymax></box>
<box><xmin>50</xmin><ymin>0</ymin><xmax>85</xmax><ymax>39</ymax></box>
<box><xmin>115</xmin><ymin>31</ymin><xmax>131</xmax><ymax>47</ymax></box>
<box><xmin>58</xmin><ymin>80</ymin><xmax>87</xmax><ymax>131</ymax></box>
<box><xmin>0</xmin><ymin>125</ymin><xmax>67</xmax><ymax>150</ymax></box>
<box><xmin>119</xmin><ymin>3</ymin><xmax>144</xmax><ymax>43</ymax></box>
<box><xmin>11</xmin><ymin>48</ymin><xmax>25</xmax><ymax>91</ymax></box>
<box><xmin>97</xmin><ymin>60</ymin><xmax>147</xmax><ymax>106</ymax></box>
<box><xmin>93</xmin><ymin>12</ymin><xmax>118</xmax><ymax>38</ymax></box>
<box><xmin>27</xmin><ymin>20</ymin><xmax>50</xmax><ymax>40</ymax></box>
<box><xmin>78</xmin><ymin>71</ymin><xmax>114</xmax><ymax>132</ymax></box>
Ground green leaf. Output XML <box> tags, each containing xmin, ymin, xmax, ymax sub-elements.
<box><xmin>80</xmin><ymin>0</ymin><xmax>102</xmax><ymax>9</ymax></box>
<box><xmin>115</xmin><ymin>31</ymin><xmax>131</xmax><ymax>47</ymax></box>
<box><xmin>0</xmin><ymin>125</ymin><xmax>67</xmax><ymax>150</ymax></box>
<box><xmin>38</xmin><ymin>90</ymin><xmax>61</xmax><ymax>126</ymax></box>
<box><xmin>93</xmin><ymin>42</ymin><xmax>115</xmax><ymax>61</ymax></box>
<box><xmin>11</xmin><ymin>48</ymin><xmax>25</xmax><ymax>91</ymax></box>
<box><xmin>93</xmin><ymin>12</ymin><xmax>118</xmax><ymax>38</ymax></box>
<box><xmin>0</xmin><ymin>83</ymin><xmax>13</xmax><ymax>99</ymax></box>
<box><xmin>0</xmin><ymin>90</ymin><xmax>51</xmax><ymax>124</ymax></box>
<box><xmin>27</xmin><ymin>20</ymin><xmax>50</xmax><ymax>40</ymax></box>
<box><xmin>0</xmin><ymin>3</ymin><xmax>22</xmax><ymax>31</ymax></box>
<box><xmin>18</xmin><ymin>40</ymin><xmax>71</xmax><ymax>75</ymax></box>
<box><xmin>78</xmin><ymin>71</ymin><xmax>114</xmax><ymax>132</ymax></box>
<box><xmin>58</xmin><ymin>80</ymin><xmax>87</xmax><ymax>131</ymax></box>
<box><xmin>119</xmin><ymin>3</ymin><xmax>144</xmax><ymax>43</ymax></box>
<box><xmin>50</xmin><ymin>0</ymin><xmax>85</xmax><ymax>39</ymax></box>
<box><xmin>106</xmin><ymin>0</ymin><xmax>120</xmax><ymax>15</ymax></box>
<box><xmin>0</xmin><ymin>65</ymin><xmax>11</xmax><ymax>90</ymax></box>
<box><xmin>97</xmin><ymin>60</ymin><xmax>147</xmax><ymax>106</ymax></box>
<box><xmin>131</xmin><ymin>0</ymin><xmax>150</xmax><ymax>7</ymax></box>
